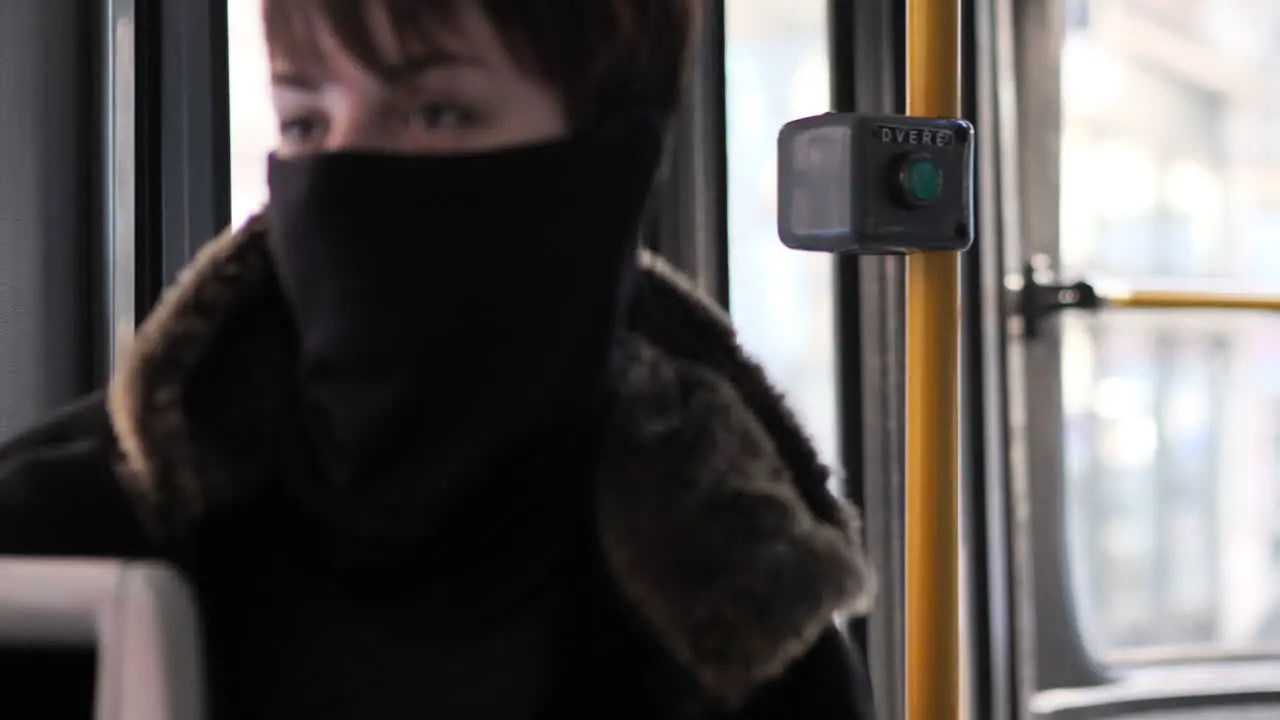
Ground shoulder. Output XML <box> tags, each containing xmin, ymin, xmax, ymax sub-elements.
<box><xmin>602</xmin><ymin>252</ymin><xmax>878</xmax><ymax>712</ymax></box>
<box><xmin>0</xmin><ymin>392</ymin><xmax>155</xmax><ymax>556</ymax></box>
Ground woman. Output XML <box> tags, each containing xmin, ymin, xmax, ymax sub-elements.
<box><xmin>0</xmin><ymin>1</ymin><xmax>877</xmax><ymax>717</ymax></box>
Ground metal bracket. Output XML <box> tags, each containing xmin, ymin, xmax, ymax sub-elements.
<box><xmin>1016</xmin><ymin>260</ymin><xmax>1101</xmax><ymax>338</ymax></box>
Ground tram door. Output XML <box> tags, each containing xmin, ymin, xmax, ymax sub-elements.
<box><xmin>1003</xmin><ymin>0</ymin><xmax>1280</xmax><ymax>717</ymax></box>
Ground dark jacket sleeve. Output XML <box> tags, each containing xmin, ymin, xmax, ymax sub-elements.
<box><xmin>0</xmin><ymin>391</ymin><xmax>154</xmax><ymax>557</ymax></box>
<box><xmin>738</xmin><ymin>625</ymin><xmax>878</xmax><ymax>719</ymax></box>
<box><xmin>0</xmin><ymin>393</ymin><xmax>158</xmax><ymax>719</ymax></box>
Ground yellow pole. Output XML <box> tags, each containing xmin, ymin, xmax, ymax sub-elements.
<box><xmin>1107</xmin><ymin>290</ymin><xmax>1280</xmax><ymax>312</ymax></box>
<box><xmin>905</xmin><ymin>0</ymin><xmax>962</xmax><ymax>717</ymax></box>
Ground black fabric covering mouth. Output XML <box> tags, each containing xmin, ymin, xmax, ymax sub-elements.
<box><xmin>262</xmin><ymin>115</ymin><xmax>667</xmax><ymax>541</ymax></box>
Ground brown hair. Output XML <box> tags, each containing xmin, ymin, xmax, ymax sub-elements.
<box><xmin>262</xmin><ymin>0</ymin><xmax>696</xmax><ymax>126</ymax></box>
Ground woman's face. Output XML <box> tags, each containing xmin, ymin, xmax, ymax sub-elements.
<box><xmin>269</xmin><ymin>1</ymin><xmax>567</xmax><ymax>157</ymax></box>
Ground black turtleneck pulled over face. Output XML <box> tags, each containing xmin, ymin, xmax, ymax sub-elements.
<box><xmin>263</xmin><ymin>115</ymin><xmax>666</xmax><ymax>539</ymax></box>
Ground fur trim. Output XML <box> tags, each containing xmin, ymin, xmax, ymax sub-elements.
<box><xmin>107</xmin><ymin>216</ymin><xmax>876</xmax><ymax>706</ymax></box>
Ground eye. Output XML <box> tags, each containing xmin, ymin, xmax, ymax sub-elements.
<box><xmin>413</xmin><ymin>102</ymin><xmax>476</xmax><ymax>130</ymax></box>
<box><xmin>279</xmin><ymin>115</ymin><xmax>327</xmax><ymax>145</ymax></box>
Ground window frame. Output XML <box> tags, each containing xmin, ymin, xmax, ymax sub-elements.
<box><xmin>106</xmin><ymin>0</ymin><xmax>230</xmax><ymax>376</ymax></box>
<box><xmin>826</xmin><ymin>1</ymin><xmax>908</xmax><ymax>716</ymax></box>
<box><xmin>153</xmin><ymin>0</ymin><xmax>230</xmax><ymax>300</ymax></box>
<box><xmin>645</xmin><ymin>0</ymin><xmax>729</xmax><ymax>306</ymax></box>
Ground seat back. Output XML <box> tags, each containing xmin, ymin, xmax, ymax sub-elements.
<box><xmin>0</xmin><ymin>558</ymin><xmax>204</xmax><ymax>720</ymax></box>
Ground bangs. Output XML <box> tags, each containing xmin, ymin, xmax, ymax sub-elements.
<box><xmin>260</xmin><ymin>0</ymin><xmax>696</xmax><ymax>125</ymax></box>
<box><xmin>263</xmin><ymin>0</ymin><xmax>466</xmax><ymax>77</ymax></box>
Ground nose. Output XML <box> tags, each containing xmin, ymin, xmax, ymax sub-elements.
<box><xmin>325</xmin><ymin>108</ymin><xmax>411</xmax><ymax>153</ymax></box>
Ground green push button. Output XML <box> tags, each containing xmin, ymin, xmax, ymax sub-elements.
<box><xmin>895</xmin><ymin>153</ymin><xmax>944</xmax><ymax>207</ymax></box>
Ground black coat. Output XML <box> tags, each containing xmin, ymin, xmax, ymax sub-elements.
<box><xmin>0</xmin><ymin>218</ymin><xmax>879</xmax><ymax>719</ymax></box>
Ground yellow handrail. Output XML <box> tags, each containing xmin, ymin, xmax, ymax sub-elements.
<box><xmin>905</xmin><ymin>0</ymin><xmax>963</xmax><ymax>718</ymax></box>
<box><xmin>1107</xmin><ymin>290</ymin><xmax>1280</xmax><ymax>312</ymax></box>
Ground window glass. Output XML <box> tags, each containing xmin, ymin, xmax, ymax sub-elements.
<box><xmin>227</xmin><ymin>1</ymin><xmax>273</xmax><ymax>227</ymax></box>
<box><xmin>1060</xmin><ymin>0</ymin><xmax>1280</xmax><ymax>659</ymax></box>
<box><xmin>724</xmin><ymin>1</ymin><xmax>839</xmax><ymax>468</ymax></box>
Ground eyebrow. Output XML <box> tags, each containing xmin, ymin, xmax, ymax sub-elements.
<box><xmin>271</xmin><ymin>50</ymin><xmax>480</xmax><ymax>90</ymax></box>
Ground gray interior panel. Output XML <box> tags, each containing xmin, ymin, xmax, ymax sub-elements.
<box><xmin>0</xmin><ymin>558</ymin><xmax>205</xmax><ymax>720</ymax></box>
<box><xmin>0</xmin><ymin>0</ymin><xmax>93</xmax><ymax>441</ymax></box>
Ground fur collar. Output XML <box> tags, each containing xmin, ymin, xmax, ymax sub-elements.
<box><xmin>106</xmin><ymin>215</ymin><xmax>875</xmax><ymax>707</ymax></box>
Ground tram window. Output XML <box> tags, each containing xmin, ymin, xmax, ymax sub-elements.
<box><xmin>724</xmin><ymin>0</ymin><xmax>839</xmax><ymax>469</ymax></box>
<box><xmin>227</xmin><ymin>0</ymin><xmax>273</xmax><ymax>227</ymax></box>
<box><xmin>1057</xmin><ymin>0</ymin><xmax>1280</xmax><ymax>662</ymax></box>
<box><xmin>1064</xmin><ymin>0</ymin><xmax>1090</xmax><ymax>29</ymax></box>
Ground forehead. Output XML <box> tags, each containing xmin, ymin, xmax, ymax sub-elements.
<box><xmin>265</xmin><ymin>0</ymin><xmax>508</xmax><ymax>78</ymax></box>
